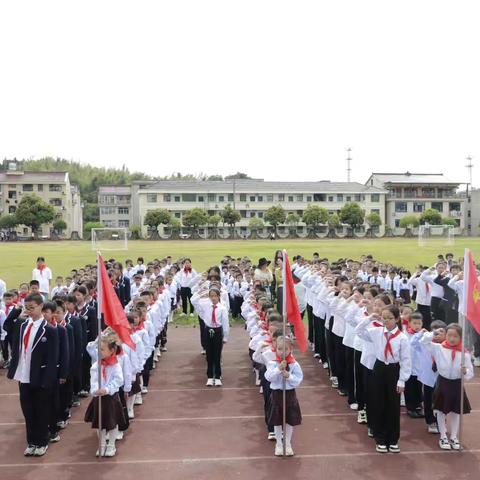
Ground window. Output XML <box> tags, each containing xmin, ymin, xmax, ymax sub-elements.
<box><xmin>313</xmin><ymin>194</ymin><xmax>326</xmax><ymax>202</ymax></box>
<box><xmin>258</xmin><ymin>195</ymin><xmax>263</xmax><ymax>202</ymax></box>
<box><xmin>240</xmin><ymin>194</ymin><xmax>246</xmax><ymax>202</ymax></box>
<box><xmin>306</xmin><ymin>196</ymin><xmax>312</xmax><ymax>202</ymax></box>
<box><xmin>278</xmin><ymin>194</ymin><xmax>285</xmax><ymax>201</ymax></box>
<box><xmin>288</xmin><ymin>196</ymin><xmax>294</xmax><ymax>202</ymax></box>
<box><xmin>431</xmin><ymin>202</ymin><xmax>443</xmax><ymax>212</ymax></box>
<box><xmin>296</xmin><ymin>194</ymin><xmax>303</xmax><ymax>202</ymax></box>
<box><xmin>258</xmin><ymin>211</ymin><xmax>264</xmax><ymax>218</ymax></box>
<box><xmin>267</xmin><ymin>194</ymin><xmax>273</xmax><ymax>202</ymax></box>
<box><xmin>9</xmin><ymin>206</ymin><xmax>16</xmax><ymax>214</ymax></box>
<box><xmin>395</xmin><ymin>202</ymin><xmax>407</xmax><ymax>213</ymax></box>
<box><xmin>164</xmin><ymin>194</ymin><xmax>171</xmax><ymax>202</ymax></box>
<box><xmin>117</xmin><ymin>195</ymin><xmax>131</xmax><ymax>203</ymax></box>
<box><xmin>337</xmin><ymin>194</ymin><xmax>344</xmax><ymax>202</ymax></box>
<box><xmin>371</xmin><ymin>209</ymin><xmax>380</xmax><ymax>215</ymax></box>
<box><xmin>104</xmin><ymin>220</ymin><xmax>116</xmax><ymax>228</ymax></box>
<box><xmin>23</xmin><ymin>184</ymin><xmax>33</xmax><ymax>192</ymax></box>
<box><xmin>174</xmin><ymin>212</ymin><xmax>181</xmax><ymax>218</ymax></box>
<box><xmin>228</xmin><ymin>194</ymin><xmax>234</xmax><ymax>202</ymax></box>
<box><xmin>250</xmin><ymin>196</ymin><xmax>256</xmax><ymax>202</ymax></box>
<box><xmin>413</xmin><ymin>202</ymin><xmax>424</xmax><ymax>213</ymax></box>
<box><xmin>198</xmin><ymin>196</ymin><xmax>204</xmax><ymax>202</ymax></box>
<box><xmin>119</xmin><ymin>220</ymin><xmax>130</xmax><ymax>227</ymax></box>
<box><xmin>49</xmin><ymin>184</ymin><xmax>62</xmax><ymax>192</ymax></box>
<box><xmin>395</xmin><ymin>219</ymin><xmax>401</xmax><ymax>228</ymax></box>
<box><xmin>182</xmin><ymin>193</ymin><xmax>196</xmax><ymax>202</ymax></box>
<box><xmin>100</xmin><ymin>207</ymin><xmax>115</xmax><ymax>215</ymax></box>
<box><xmin>371</xmin><ymin>194</ymin><xmax>380</xmax><ymax>202</ymax></box>
<box><xmin>50</xmin><ymin>198</ymin><xmax>62</xmax><ymax>206</ymax></box>
<box><xmin>422</xmin><ymin>188</ymin><xmax>435</xmax><ymax>198</ymax></box>
<box><xmin>100</xmin><ymin>195</ymin><xmax>115</xmax><ymax>204</ymax></box>
<box><xmin>8</xmin><ymin>191</ymin><xmax>16</xmax><ymax>199</ymax></box>
<box><xmin>118</xmin><ymin>207</ymin><xmax>129</xmax><ymax>215</ymax></box>
<box><xmin>218</xmin><ymin>195</ymin><xmax>225</xmax><ymax>202</ymax></box>
<box><xmin>240</xmin><ymin>210</ymin><xmax>247</xmax><ymax>218</ymax></box>
<box><xmin>328</xmin><ymin>196</ymin><xmax>334</xmax><ymax>202</ymax></box>
<box><xmin>354</xmin><ymin>194</ymin><xmax>361</xmax><ymax>202</ymax></box>
<box><xmin>174</xmin><ymin>196</ymin><xmax>181</xmax><ymax>202</ymax></box>
<box><xmin>208</xmin><ymin>194</ymin><xmax>215</xmax><ymax>202</ymax></box>
<box><xmin>449</xmin><ymin>202</ymin><xmax>461</xmax><ymax>212</ymax></box>
<box><xmin>37</xmin><ymin>184</ymin><xmax>43</xmax><ymax>192</ymax></box>
<box><xmin>346</xmin><ymin>196</ymin><xmax>352</xmax><ymax>202</ymax></box>
<box><xmin>147</xmin><ymin>194</ymin><xmax>157</xmax><ymax>203</ymax></box>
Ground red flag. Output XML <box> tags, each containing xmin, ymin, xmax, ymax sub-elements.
<box><xmin>464</xmin><ymin>249</ymin><xmax>480</xmax><ymax>334</ymax></box>
<box><xmin>98</xmin><ymin>254</ymin><xmax>136</xmax><ymax>350</ymax></box>
<box><xmin>283</xmin><ymin>251</ymin><xmax>308</xmax><ymax>352</ymax></box>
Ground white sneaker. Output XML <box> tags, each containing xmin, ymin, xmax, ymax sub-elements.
<box><xmin>285</xmin><ymin>445</ymin><xmax>294</xmax><ymax>456</ymax></box>
<box><xmin>201</xmin><ymin>350</ymin><xmax>206</xmax><ymax>355</ymax></box>
<box><xmin>275</xmin><ymin>444</ymin><xmax>283</xmax><ymax>456</ymax></box>
<box><xmin>313</xmin><ymin>353</ymin><xmax>320</xmax><ymax>358</ymax></box>
<box><xmin>439</xmin><ymin>438</ymin><xmax>452</xmax><ymax>450</ymax></box>
<box><xmin>255</xmin><ymin>378</ymin><xmax>261</xmax><ymax>386</ymax></box>
<box><xmin>215</xmin><ymin>379</ymin><xmax>222</xmax><ymax>387</ymax></box>
<box><xmin>428</xmin><ymin>423</ymin><xmax>439</xmax><ymax>434</ymax></box>
<box><xmin>141</xmin><ymin>386</ymin><xmax>148</xmax><ymax>394</ymax></box>
<box><xmin>322</xmin><ymin>362</ymin><xmax>329</xmax><ymax>369</ymax></box>
<box><xmin>160</xmin><ymin>346</ymin><xmax>167</xmax><ymax>352</ymax></box>
<box><xmin>116</xmin><ymin>431</ymin><xmax>124</xmax><ymax>440</ymax></box>
<box><xmin>104</xmin><ymin>445</ymin><xmax>116</xmax><ymax>457</ymax></box>
<box><xmin>34</xmin><ymin>445</ymin><xmax>48</xmax><ymax>457</ymax></box>
<box><xmin>206</xmin><ymin>378</ymin><xmax>214</xmax><ymax>386</ymax></box>
<box><xmin>24</xmin><ymin>445</ymin><xmax>36</xmax><ymax>456</ymax></box>
<box><xmin>350</xmin><ymin>403</ymin><xmax>359</xmax><ymax>411</ymax></box>
<box><xmin>357</xmin><ymin>410</ymin><xmax>367</xmax><ymax>424</ymax></box>
<box><xmin>189</xmin><ymin>313</ymin><xmax>194</xmax><ymax>317</ymax></box>
<box><xmin>96</xmin><ymin>446</ymin><xmax>107</xmax><ymax>457</ymax></box>
<box><xmin>474</xmin><ymin>357</ymin><xmax>480</xmax><ymax>367</ymax></box>
<box><xmin>181</xmin><ymin>313</ymin><xmax>186</xmax><ymax>318</ymax></box>
<box><xmin>450</xmin><ymin>438</ymin><xmax>461</xmax><ymax>450</ymax></box>
<box><xmin>267</xmin><ymin>432</ymin><xmax>276</xmax><ymax>441</ymax></box>
<box><xmin>128</xmin><ymin>408</ymin><xmax>135</xmax><ymax>419</ymax></box>
<box><xmin>134</xmin><ymin>393</ymin><xmax>143</xmax><ymax>405</ymax></box>
<box><xmin>56</xmin><ymin>420</ymin><xmax>68</xmax><ymax>429</ymax></box>
<box><xmin>400</xmin><ymin>393</ymin><xmax>406</xmax><ymax>407</ymax></box>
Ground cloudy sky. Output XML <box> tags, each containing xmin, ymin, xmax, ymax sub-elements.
<box><xmin>0</xmin><ymin>1</ymin><xmax>479</xmax><ymax>186</ymax></box>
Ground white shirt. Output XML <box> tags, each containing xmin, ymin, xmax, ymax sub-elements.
<box><xmin>175</xmin><ymin>268</ymin><xmax>198</xmax><ymax>288</ymax></box>
<box><xmin>192</xmin><ymin>298</ymin><xmax>230</xmax><ymax>341</ymax></box>
<box><xmin>32</xmin><ymin>267</ymin><xmax>52</xmax><ymax>294</ymax></box>
<box><xmin>0</xmin><ymin>278</ymin><xmax>6</xmax><ymax>298</ymax></box>
<box><xmin>51</xmin><ymin>285</ymin><xmax>67</xmax><ymax>298</ymax></box>
<box><xmin>420</xmin><ymin>270</ymin><xmax>445</xmax><ymax>300</ymax></box>
<box><xmin>355</xmin><ymin>318</ymin><xmax>412</xmax><ymax>387</ymax></box>
<box><xmin>408</xmin><ymin>274</ymin><xmax>432</xmax><ymax>306</ymax></box>
<box><xmin>14</xmin><ymin>318</ymin><xmax>45</xmax><ymax>383</ymax></box>
<box><xmin>264</xmin><ymin>359</ymin><xmax>303</xmax><ymax>390</ymax></box>
<box><xmin>89</xmin><ymin>361</ymin><xmax>123</xmax><ymax>396</ymax></box>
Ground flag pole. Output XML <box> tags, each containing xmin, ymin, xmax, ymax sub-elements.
<box><xmin>282</xmin><ymin>250</ymin><xmax>287</xmax><ymax>457</ymax></box>
<box><xmin>96</xmin><ymin>251</ymin><xmax>103</xmax><ymax>458</ymax></box>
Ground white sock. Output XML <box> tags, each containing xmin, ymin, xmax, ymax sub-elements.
<box><xmin>97</xmin><ymin>429</ymin><xmax>107</xmax><ymax>447</ymax></box>
<box><xmin>449</xmin><ymin>413</ymin><xmax>460</xmax><ymax>440</ymax></box>
<box><xmin>436</xmin><ymin>412</ymin><xmax>448</xmax><ymax>439</ymax></box>
<box><xmin>285</xmin><ymin>424</ymin><xmax>293</xmax><ymax>446</ymax></box>
<box><xmin>107</xmin><ymin>428</ymin><xmax>117</xmax><ymax>448</ymax></box>
<box><xmin>254</xmin><ymin>369</ymin><xmax>259</xmax><ymax>383</ymax></box>
<box><xmin>274</xmin><ymin>426</ymin><xmax>283</xmax><ymax>447</ymax></box>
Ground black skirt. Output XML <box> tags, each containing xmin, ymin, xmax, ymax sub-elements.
<box><xmin>267</xmin><ymin>389</ymin><xmax>302</xmax><ymax>427</ymax></box>
<box><xmin>84</xmin><ymin>393</ymin><xmax>128</xmax><ymax>431</ymax></box>
<box><xmin>129</xmin><ymin>373</ymin><xmax>142</xmax><ymax>396</ymax></box>
<box><xmin>433</xmin><ymin>376</ymin><xmax>471</xmax><ymax>415</ymax></box>
<box><xmin>399</xmin><ymin>289</ymin><xmax>411</xmax><ymax>304</ymax></box>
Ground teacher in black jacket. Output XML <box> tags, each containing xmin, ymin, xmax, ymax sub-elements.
<box><xmin>7</xmin><ymin>293</ymin><xmax>59</xmax><ymax>457</ymax></box>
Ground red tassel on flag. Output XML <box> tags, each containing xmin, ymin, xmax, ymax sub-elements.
<box><xmin>98</xmin><ymin>254</ymin><xmax>136</xmax><ymax>350</ymax></box>
<box><xmin>283</xmin><ymin>251</ymin><xmax>308</xmax><ymax>352</ymax></box>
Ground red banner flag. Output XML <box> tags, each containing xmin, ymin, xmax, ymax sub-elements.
<box><xmin>97</xmin><ymin>254</ymin><xmax>136</xmax><ymax>350</ymax></box>
<box><xmin>464</xmin><ymin>249</ymin><xmax>480</xmax><ymax>334</ymax></box>
<box><xmin>283</xmin><ymin>251</ymin><xmax>308</xmax><ymax>352</ymax></box>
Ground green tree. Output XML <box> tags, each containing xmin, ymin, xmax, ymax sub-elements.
<box><xmin>183</xmin><ymin>208</ymin><xmax>209</xmax><ymax>235</ymax></box>
<box><xmin>225</xmin><ymin>172</ymin><xmax>252</xmax><ymax>179</ymax></box>
<box><xmin>168</xmin><ymin>218</ymin><xmax>182</xmax><ymax>238</ymax></box>
<box><xmin>264</xmin><ymin>205</ymin><xmax>286</xmax><ymax>235</ymax></box>
<box><xmin>286</xmin><ymin>212</ymin><xmax>300</xmax><ymax>236</ymax></box>
<box><xmin>339</xmin><ymin>202</ymin><xmax>365</xmax><ymax>235</ymax></box>
<box><xmin>143</xmin><ymin>209</ymin><xmax>172</xmax><ymax>239</ymax></box>
<box><xmin>53</xmin><ymin>219</ymin><xmax>67</xmax><ymax>235</ymax></box>
<box><xmin>421</xmin><ymin>208</ymin><xmax>442</xmax><ymax>225</ymax></box>
<box><xmin>365</xmin><ymin>212</ymin><xmax>382</xmax><ymax>236</ymax></box>
<box><xmin>207</xmin><ymin>214</ymin><xmax>222</xmax><ymax>238</ymax></box>
<box><xmin>220</xmin><ymin>204</ymin><xmax>241</xmax><ymax>237</ymax></box>
<box><xmin>15</xmin><ymin>194</ymin><xmax>55</xmax><ymax>235</ymax></box>
<box><xmin>83</xmin><ymin>221</ymin><xmax>104</xmax><ymax>239</ymax></box>
<box><xmin>0</xmin><ymin>214</ymin><xmax>19</xmax><ymax>231</ymax></box>
<box><xmin>327</xmin><ymin>212</ymin><xmax>341</xmax><ymax>237</ymax></box>
<box><xmin>441</xmin><ymin>217</ymin><xmax>456</xmax><ymax>226</ymax></box>
<box><xmin>302</xmin><ymin>205</ymin><xmax>329</xmax><ymax>233</ymax></box>
<box><xmin>129</xmin><ymin>224</ymin><xmax>142</xmax><ymax>240</ymax></box>
<box><xmin>399</xmin><ymin>215</ymin><xmax>420</xmax><ymax>228</ymax></box>
<box><xmin>248</xmin><ymin>217</ymin><xmax>265</xmax><ymax>237</ymax></box>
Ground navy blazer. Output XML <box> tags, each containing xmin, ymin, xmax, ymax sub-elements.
<box><xmin>7</xmin><ymin>319</ymin><xmax>59</xmax><ymax>389</ymax></box>
<box><xmin>56</xmin><ymin>324</ymin><xmax>69</xmax><ymax>380</ymax></box>
<box><xmin>65</xmin><ymin>322</ymin><xmax>76</xmax><ymax>376</ymax></box>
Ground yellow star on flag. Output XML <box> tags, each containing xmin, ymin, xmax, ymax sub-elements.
<box><xmin>473</xmin><ymin>285</ymin><xmax>480</xmax><ymax>304</ymax></box>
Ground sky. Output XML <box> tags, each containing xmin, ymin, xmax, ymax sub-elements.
<box><xmin>0</xmin><ymin>1</ymin><xmax>479</xmax><ymax>187</ymax></box>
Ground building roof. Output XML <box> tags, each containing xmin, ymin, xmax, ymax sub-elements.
<box><xmin>0</xmin><ymin>170</ymin><xmax>68</xmax><ymax>183</ymax></box>
<box><xmin>99</xmin><ymin>185</ymin><xmax>132</xmax><ymax>194</ymax></box>
<box><xmin>368</xmin><ymin>172</ymin><xmax>461</xmax><ymax>185</ymax></box>
<box><xmin>137</xmin><ymin>179</ymin><xmax>386</xmax><ymax>194</ymax></box>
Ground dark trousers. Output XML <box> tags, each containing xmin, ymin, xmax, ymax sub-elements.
<box><xmin>160</xmin><ymin>323</ymin><xmax>168</xmax><ymax>348</ymax></box>
<box><xmin>1</xmin><ymin>339</ymin><xmax>9</xmax><ymax>362</ymax></box>
<box><xmin>423</xmin><ymin>384</ymin><xmax>436</xmax><ymax>425</ymax></box>
<box><xmin>445</xmin><ymin>305</ymin><xmax>459</xmax><ymax>325</ymax></box>
<box><xmin>19</xmin><ymin>383</ymin><xmax>51</xmax><ymax>447</ymax></box>
<box><xmin>313</xmin><ymin>315</ymin><xmax>327</xmax><ymax>362</ymax></box>
<box><xmin>49</xmin><ymin>384</ymin><xmax>60</xmax><ymax>436</ymax></box>
<box><xmin>405</xmin><ymin>375</ymin><xmax>423</xmax><ymax>411</ymax></box>
<box><xmin>325</xmin><ymin>319</ymin><xmax>337</xmax><ymax>377</ymax></box>
<box><xmin>364</xmin><ymin>367</ymin><xmax>374</xmax><ymax>429</ymax></box>
<box><xmin>333</xmin><ymin>333</ymin><xmax>346</xmax><ymax>391</ymax></box>
<box><xmin>430</xmin><ymin>297</ymin><xmax>445</xmax><ymax>322</ymax></box>
<box><xmin>306</xmin><ymin>304</ymin><xmax>314</xmax><ymax>344</ymax></box>
<box><xmin>59</xmin><ymin>376</ymin><xmax>74</xmax><ymax>421</ymax></box>
<box><xmin>205</xmin><ymin>326</ymin><xmax>223</xmax><ymax>379</ymax></box>
<box><xmin>345</xmin><ymin>345</ymin><xmax>356</xmax><ymax>405</ymax></box>
<box><xmin>231</xmin><ymin>296</ymin><xmax>244</xmax><ymax>318</ymax></box>
<box><xmin>180</xmin><ymin>287</ymin><xmax>194</xmax><ymax>314</ymax></box>
<box><xmin>417</xmin><ymin>304</ymin><xmax>432</xmax><ymax>331</ymax></box>
<box><xmin>371</xmin><ymin>361</ymin><xmax>401</xmax><ymax>446</ymax></box>
<box><xmin>199</xmin><ymin>317</ymin><xmax>207</xmax><ymax>350</ymax></box>
<box><xmin>276</xmin><ymin>286</ymin><xmax>283</xmax><ymax>315</ymax></box>
<box><xmin>142</xmin><ymin>352</ymin><xmax>154</xmax><ymax>387</ymax></box>
<box><xmin>81</xmin><ymin>353</ymin><xmax>91</xmax><ymax>392</ymax></box>
<box><xmin>259</xmin><ymin>365</ymin><xmax>273</xmax><ymax>433</ymax></box>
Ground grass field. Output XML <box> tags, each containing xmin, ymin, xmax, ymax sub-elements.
<box><xmin>1</xmin><ymin>238</ymin><xmax>480</xmax><ymax>288</ymax></box>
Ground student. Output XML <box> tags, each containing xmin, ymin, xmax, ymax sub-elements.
<box><xmin>32</xmin><ymin>257</ymin><xmax>52</xmax><ymax>299</ymax></box>
<box><xmin>7</xmin><ymin>293</ymin><xmax>59</xmax><ymax>457</ymax></box>
<box><xmin>421</xmin><ymin>263</ymin><xmax>447</xmax><ymax>322</ymax></box>
<box><xmin>191</xmin><ymin>287</ymin><xmax>229</xmax><ymax>386</ymax></box>
<box><xmin>404</xmin><ymin>312</ymin><xmax>424</xmax><ymax>418</ymax></box>
<box><xmin>265</xmin><ymin>336</ymin><xmax>303</xmax><ymax>457</ymax></box>
<box><xmin>84</xmin><ymin>334</ymin><xmax>126</xmax><ymax>457</ymax></box>
<box><xmin>176</xmin><ymin>258</ymin><xmax>198</xmax><ymax>317</ymax></box>
<box><xmin>29</xmin><ymin>280</ymin><xmax>44</xmax><ymax>300</ymax></box>
<box><xmin>51</xmin><ymin>276</ymin><xmax>67</xmax><ymax>299</ymax></box>
<box><xmin>355</xmin><ymin>305</ymin><xmax>412</xmax><ymax>453</ymax></box>
<box><xmin>420</xmin><ymin>323</ymin><xmax>474</xmax><ymax>450</ymax></box>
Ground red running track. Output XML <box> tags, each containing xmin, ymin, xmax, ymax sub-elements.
<box><xmin>0</xmin><ymin>325</ymin><xmax>479</xmax><ymax>480</ymax></box>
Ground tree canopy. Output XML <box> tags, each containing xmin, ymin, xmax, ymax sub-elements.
<box><xmin>15</xmin><ymin>194</ymin><xmax>55</xmax><ymax>233</ymax></box>
<box><xmin>264</xmin><ymin>205</ymin><xmax>286</xmax><ymax>232</ymax></box>
<box><xmin>339</xmin><ymin>202</ymin><xmax>365</xmax><ymax>230</ymax></box>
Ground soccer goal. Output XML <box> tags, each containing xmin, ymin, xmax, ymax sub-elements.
<box><xmin>418</xmin><ymin>224</ymin><xmax>455</xmax><ymax>247</ymax></box>
<box><xmin>91</xmin><ymin>228</ymin><xmax>128</xmax><ymax>251</ymax></box>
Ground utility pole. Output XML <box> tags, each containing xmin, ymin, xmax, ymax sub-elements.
<box><xmin>466</xmin><ymin>156</ymin><xmax>474</xmax><ymax>190</ymax></box>
<box><xmin>346</xmin><ymin>148</ymin><xmax>352</xmax><ymax>182</ymax></box>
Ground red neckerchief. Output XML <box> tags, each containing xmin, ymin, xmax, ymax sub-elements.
<box><xmin>91</xmin><ymin>291</ymin><xmax>98</xmax><ymax>300</ymax></box>
<box><xmin>183</xmin><ymin>266</ymin><xmax>192</xmax><ymax>274</ymax></box>
<box><xmin>59</xmin><ymin>318</ymin><xmax>66</xmax><ymax>327</ymax></box>
<box><xmin>275</xmin><ymin>353</ymin><xmax>296</xmax><ymax>364</ymax></box>
<box><xmin>441</xmin><ymin>340</ymin><xmax>462</xmax><ymax>361</ymax></box>
<box><xmin>101</xmin><ymin>353</ymin><xmax>118</xmax><ymax>379</ymax></box>
<box><xmin>372</xmin><ymin>321</ymin><xmax>383</xmax><ymax>327</ymax></box>
<box><xmin>133</xmin><ymin>321</ymin><xmax>145</xmax><ymax>333</ymax></box>
<box><xmin>67</xmin><ymin>307</ymin><xmax>75</xmax><ymax>315</ymax></box>
<box><xmin>19</xmin><ymin>292</ymin><xmax>28</xmax><ymax>301</ymax></box>
<box><xmin>5</xmin><ymin>302</ymin><xmax>16</xmax><ymax>316</ymax></box>
<box><xmin>38</xmin><ymin>264</ymin><xmax>47</xmax><ymax>275</ymax></box>
<box><xmin>259</xmin><ymin>311</ymin><xmax>266</xmax><ymax>322</ymax></box>
<box><xmin>406</xmin><ymin>326</ymin><xmax>417</xmax><ymax>335</ymax></box>
<box><xmin>159</xmin><ymin>286</ymin><xmax>165</xmax><ymax>294</ymax></box>
<box><xmin>384</xmin><ymin>328</ymin><xmax>402</xmax><ymax>360</ymax></box>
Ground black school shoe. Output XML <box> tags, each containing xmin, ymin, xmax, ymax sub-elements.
<box><xmin>376</xmin><ymin>444</ymin><xmax>388</xmax><ymax>453</ymax></box>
